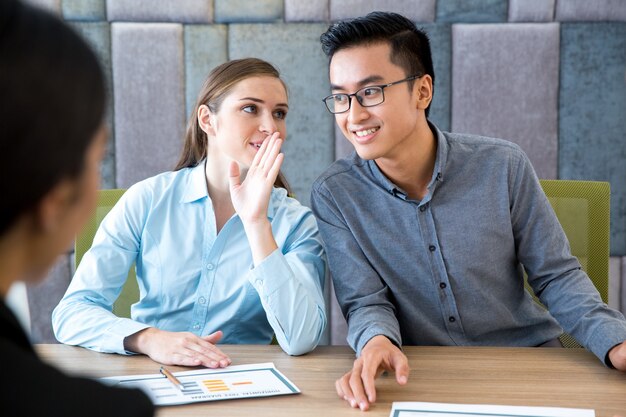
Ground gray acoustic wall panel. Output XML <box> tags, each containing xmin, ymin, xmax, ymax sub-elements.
<box><xmin>285</xmin><ymin>0</ymin><xmax>329</xmax><ymax>22</ymax></box>
<box><xmin>214</xmin><ymin>0</ymin><xmax>283</xmax><ymax>23</ymax></box>
<box><xmin>610</xmin><ymin>257</ymin><xmax>622</xmax><ymax>310</ymax></box>
<box><xmin>112</xmin><ymin>23</ymin><xmax>185</xmax><ymax>188</ymax></box>
<box><xmin>559</xmin><ymin>23</ymin><xmax>626</xmax><ymax>256</ymax></box>
<box><xmin>107</xmin><ymin>0</ymin><xmax>213</xmax><ymax>23</ymax></box>
<box><xmin>184</xmin><ymin>25</ymin><xmax>228</xmax><ymax>119</ymax></box>
<box><xmin>63</xmin><ymin>0</ymin><xmax>105</xmax><ymax>21</ymax></box>
<box><xmin>508</xmin><ymin>0</ymin><xmax>555</xmax><ymax>22</ymax></box>
<box><xmin>421</xmin><ymin>23</ymin><xmax>451</xmax><ymax>132</ymax></box>
<box><xmin>71</xmin><ymin>22</ymin><xmax>115</xmax><ymax>189</ymax></box>
<box><xmin>556</xmin><ymin>0</ymin><xmax>626</xmax><ymax>22</ymax></box>
<box><xmin>437</xmin><ymin>0</ymin><xmax>508</xmax><ymax>23</ymax></box>
<box><xmin>229</xmin><ymin>23</ymin><xmax>335</xmax><ymax>207</ymax></box>
<box><xmin>330</xmin><ymin>0</ymin><xmax>436</xmax><ymax>22</ymax></box>
<box><xmin>27</xmin><ymin>254</ymin><xmax>71</xmax><ymax>343</ymax></box>
<box><xmin>451</xmin><ymin>23</ymin><xmax>559</xmax><ymax>180</ymax></box>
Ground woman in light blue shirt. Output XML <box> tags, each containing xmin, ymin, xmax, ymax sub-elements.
<box><xmin>52</xmin><ymin>58</ymin><xmax>327</xmax><ymax>367</ymax></box>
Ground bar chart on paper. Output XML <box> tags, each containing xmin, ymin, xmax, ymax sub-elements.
<box><xmin>101</xmin><ymin>362</ymin><xmax>300</xmax><ymax>406</ymax></box>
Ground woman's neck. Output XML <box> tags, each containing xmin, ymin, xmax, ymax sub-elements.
<box><xmin>204</xmin><ymin>153</ymin><xmax>238</xmax><ymax>233</ymax></box>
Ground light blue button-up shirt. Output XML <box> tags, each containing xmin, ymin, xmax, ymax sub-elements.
<box><xmin>52</xmin><ymin>162</ymin><xmax>327</xmax><ymax>356</ymax></box>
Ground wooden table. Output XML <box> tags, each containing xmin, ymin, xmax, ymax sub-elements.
<box><xmin>37</xmin><ymin>344</ymin><xmax>626</xmax><ymax>417</ymax></box>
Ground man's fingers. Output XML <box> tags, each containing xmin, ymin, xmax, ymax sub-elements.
<box><xmin>349</xmin><ymin>362</ymin><xmax>370</xmax><ymax>411</ymax></box>
<box><xmin>336</xmin><ymin>373</ymin><xmax>354</xmax><ymax>402</ymax></box>
<box><xmin>392</xmin><ymin>351</ymin><xmax>410</xmax><ymax>385</ymax></box>
<box><xmin>361</xmin><ymin>356</ymin><xmax>381</xmax><ymax>405</ymax></box>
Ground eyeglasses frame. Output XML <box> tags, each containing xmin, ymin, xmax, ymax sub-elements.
<box><xmin>322</xmin><ymin>74</ymin><xmax>423</xmax><ymax>114</ymax></box>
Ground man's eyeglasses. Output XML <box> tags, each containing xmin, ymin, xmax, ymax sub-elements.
<box><xmin>322</xmin><ymin>74</ymin><xmax>422</xmax><ymax>114</ymax></box>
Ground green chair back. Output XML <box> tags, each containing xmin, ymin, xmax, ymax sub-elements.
<box><xmin>527</xmin><ymin>180</ymin><xmax>610</xmax><ymax>348</ymax></box>
<box><xmin>75</xmin><ymin>189</ymin><xmax>139</xmax><ymax>318</ymax></box>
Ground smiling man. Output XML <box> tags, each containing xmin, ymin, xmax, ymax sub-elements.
<box><xmin>310</xmin><ymin>11</ymin><xmax>626</xmax><ymax>412</ymax></box>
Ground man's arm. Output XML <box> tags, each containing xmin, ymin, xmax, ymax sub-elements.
<box><xmin>311</xmin><ymin>182</ymin><xmax>408</xmax><ymax>410</ymax></box>
<box><xmin>510</xmin><ymin>151</ymin><xmax>626</xmax><ymax>365</ymax></box>
<box><xmin>310</xmin><ymin>182</ymin><xmax>401</xmax><ymax>353</ymax></box>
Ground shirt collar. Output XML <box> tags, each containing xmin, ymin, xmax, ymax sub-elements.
<box><xmin>366</xmin><ymin>121</ymin><xmax>449</xmax><ymax>198</ymax></box>
<box><xmin>179</xmin><ymin>159</ymin><xmax>278</xmax><ymax>219</ymax></box>
<box><xmin>180</xmin><ymin>161</ymin><xmax>209</xmax><ymax>203</ymax></box>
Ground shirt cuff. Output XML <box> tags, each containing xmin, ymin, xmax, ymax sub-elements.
<box><xmin>587</xmin><ymin>321</ymin><xmax>626</xmax><ymax>367</ymax></box>
<box><xmin>102</xmin><ymin>318</ymin><xmax>151</xmax><ymax>355</ymax></box>
<box><xmin>355</xmin><ymin>327</ymin><xmax>402</xmax><ymax>357</ymax></box>
<box><xmin>247</xmin><ymin>249</ymin><xmax>291</xmax><ymax>298</ymax></box>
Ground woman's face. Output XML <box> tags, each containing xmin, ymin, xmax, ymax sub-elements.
<box><xmin>204</xmin><ymin>76</ymin><xmax>289</xmax><ymax>167</ymax></box>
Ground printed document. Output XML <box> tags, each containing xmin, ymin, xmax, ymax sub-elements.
<box><xmin>390</xmin><ymin>402</ymin><xmax>594</xmax><ymax>417</ymax></box>
<box><xmin>101</xmin><ymin>362</ymin><xmax>300</xmax><ymax>406</ymax></box>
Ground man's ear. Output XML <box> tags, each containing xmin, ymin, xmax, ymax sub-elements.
<box><xmin>198</xmin><ymin>104</ymin><xmax>217</xmax><ymax>136</ymax></box>
<box><xmin>35</xmin><ymin>180</ymin><xmax>75</xmax><ymax>234</ymax></box>
<box><xmin>415</xmin><ymin>74</ymin><xmax>433</xmax><ymax>111</ymax></box>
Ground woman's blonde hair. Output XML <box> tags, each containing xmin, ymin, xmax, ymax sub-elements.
<box><xmin>175</xmin><ymin>58</ymin><xmax>291</xmax><ymax>193</ymax></box>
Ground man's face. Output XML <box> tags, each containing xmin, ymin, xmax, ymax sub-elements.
<box><xmin>328</xmin><ymin>42</ymin><xmax>422</xmax><ymax>161</ymax></box>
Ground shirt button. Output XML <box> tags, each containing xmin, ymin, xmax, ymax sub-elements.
<box><xmin>206</xmin><ymin>263</ymin><xmax>214</xmax><ymax>270</ymax></box>
<box><xmin>419</xmin><ymin>205</ymin><xmax>427</xmax><ymax>212</ymax></box>
<box><xmin>193</xmin><ymin>324</ymin><xmax>200</xmax><ymax>330</ymax></box>
<box><xmin>449</xmin><ymin>316</ymin><xmax>456</xmax><ymax>323</ymax></box>
<box><xmin>429</xmin><ymin>245</ymin><xmax>436</xmax><ymax>252</ymax></box>
<box><xmin>256</xmin><ymin>279</ymin><xmax>263</xmax><ymax>286</ymax></box>
<box><xmin>199</xmin><ymin>297</ymin><xmax>206</xmax><ymax>305</ymax></box>
<box><xmin>439</xmin><ymin>282</ymin><xmax>447</xmax><ymax>289</ymax></box>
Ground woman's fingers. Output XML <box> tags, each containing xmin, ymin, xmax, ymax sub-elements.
<box><xmin>254</xmin><ymin>132</ymin><xmax>276</xmax><ymax>170</ymax></box>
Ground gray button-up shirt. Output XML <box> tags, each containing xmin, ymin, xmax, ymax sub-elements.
<box><xmin>311</xmin><ymin>124</ymin><xmax>626</xmax><ymax>365</ymax></box>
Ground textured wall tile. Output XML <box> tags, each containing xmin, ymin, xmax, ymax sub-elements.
<box><xmin>71</xmin><ymin>22</ymin><xmax>115</xmax><ymax>189</ymax></box>
<box><xmin>62</xmin><ymin>0</ymin><xmax>105</xmax><ymax>21</ymax></box>
<box><xmin>215</xmin><ymin>0</ymin><xmax>283</xmax><ymax>23</ymax></box>
<box><xmin>330</xmin><ymin>0</ymin><xmax>436</xmax><ymax>22</ymax></box>
<box><xmin>107</xmin><ymin>0</ymin><xmax>213</xmax><ymax>23</ymax></box>
<box><xmin>451</xmin><ymin>23</ymin><xmax>559</xmax><ymax>180</ymax></box>
<box><xmin>610</xmin><ymin>257</ymin><xmax>622</xmax><ymax>311</ymax></box>
<box><xmin>508</xmin><ymin>0</ymin><xmax>554</xmax><ymax>22</ymax></box>
<box><xmin>23</xmin><ymin>0</ymin><xmax>61</xmax><ymax>14</ymax></box>
<box><xmin>229</xmin><ymin>24</ymin><xmax>335</xmax><ymax>206</ymax></box>
<box><xmin>285</xmin><ymin>0</ymin><xmax>329</xmax><ymax>22</ymax></box>
<box><xmin>184</xmin><ymin>25</ymin><xmax>228</xmax><ymax>119</ymax></box>
<box><xmin>560</xmin><ymin>23</ymin><xmax>626</xmax><ymax>256</ymax></box>
<box><xmin>556</xmin><ymin>0</ymin><xmax>626</xmax><ymax>22</ymax></box>
<box><xmin>437</xmin><ymin>0</ymin><xmax>508</xmax><ymax>23</ymax></box>
<box><xmin>27</xmin><ymin>254</ymin><xmax>72</xmax><ymax>343</ymax></box>
<box><xmin>421</xmin><ymin>23</ymin><xmax>451</xmax><ymax>132</ymax></box>
<box><xmin>112</xmin><ymin>23</ymin><xmax>185</xmax><ymax>188</ymax></box>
